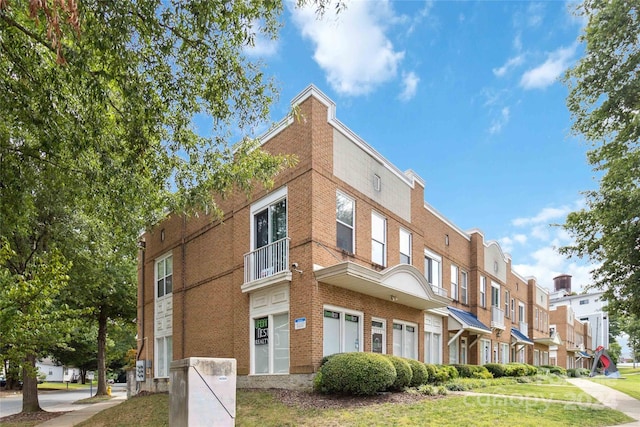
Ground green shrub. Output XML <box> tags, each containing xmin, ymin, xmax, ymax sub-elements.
<box><xmin>313</xmin><ymin>371</ymin><xmax>323</xmax><ymax>392</ymax></box>
<box><xmin>567</xmin><ymin>368</ymin><xmax>590</xmax><ymax>378</ymax></box>
<box><xmin>430</xmin><ymin>365</ymin><xmax>451</xmax><ymax>384</ymax></box>
<box><xmin>424</xmin><ymin>363</ymin><xmax>437</xmax><ymax>382</ymax></box>
<box><xmin>505</xmin><ymin>363</ymin><xmax>528</xmax><ymax>377</ymax></box>
<box><xmin>406</xmin><ymin>359</ymin><xmax>429</xmax><ymax>387</ymax></box>
<box><xmin>525</xmin><ymin>364</ymin><xmax>539</xmax><ymax>376</ymax></box>
<box><xmin>320</xmin><ymin>354</ymin><xmax>339</xmax><ymax>367</ymax></box>
<box><xmin>319</xmin><ymin>352</ymin><xmax>396</xmax><ymax>396</ymax></box>
<box><xmin>452</xmin><ymin>364</ymin><xmax>492</xmax><ymax>379</ymax></box>
<box><xmin>417</xmin><ymin>384</ymin><xmax>449</xmax><ymax>396</ymax></box>
<box><xmin>539</xmin><ymin>365</ymin><xmax>567</xmax><ymax>376</ymax></box>
<box><xmin>385</xmin><ymin>355</ymin><xmax>413</xmax><ymax>391</ymax></box>
<box><xmin>484</xmin><ymin>363</ymin><xmax>507</xmax><ymax>378</ymax></box>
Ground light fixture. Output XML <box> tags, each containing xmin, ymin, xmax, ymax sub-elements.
<box><xmin>445</xmin><ymin>234</ymin><xmax>449</xmax><ymax>246</ymax></box>
<box><xmin>291</xmin><ymin>263</ymin><xmax>303</xmax><ymax>274</ymax></box>
<box><xmin>390</xmin><ymin>295</ymin><xmax>398</xmax><ymax>302</ymax></box>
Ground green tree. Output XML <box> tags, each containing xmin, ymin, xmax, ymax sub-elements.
<box><xmin>607</xmin><ymin>341</ymin><xmax>622</xmax><ymax>365</ymax></box>
<box><xmin>621</xmin><ymin>314</ymin><xmax>640</xmax><ymax>367</ymax></box>
<box><xmin>561</xmin><ymin>0</ymin><xmax>640</xmax><ymax>318</ymax></box>
<box><xmin>1</xmin><ymin>0</ymin><xmax>334</xmax><ymax>413</ymax></box>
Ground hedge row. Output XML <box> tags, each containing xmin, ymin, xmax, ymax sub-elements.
<box><xmin>567</xmin><ymin>368</ymin><xmax>591</xmax><ymax>377</ymax></box>
<box><xmin>481</xmin><ymin>363</ymin><xmax>538</xmax><ymax>378</ymax></box>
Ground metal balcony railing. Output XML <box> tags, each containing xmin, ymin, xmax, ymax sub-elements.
<box><xmin>491</xmin><ymin>306</ymin><xmax>505</xmax><ymax>329</ymax></box>
<box><xmin>243</xmin><ymin>238</ymin><xmax>290</xmax><ymax>284</ymax></box>
<box><xmin>431</xmin><ymin>285</ymin><xmax>448</xmax><ymax>298</ymax></box>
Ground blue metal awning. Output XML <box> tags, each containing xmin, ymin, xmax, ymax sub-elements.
<box><xmin>448</xmin><ymin>306</ymin><xmax>491</xmax><ymax>334</ymax></box>
<box><xmin>511</xmin><ymin>327</ymin><xmax>534</xmax><ymax>345</ymax></box>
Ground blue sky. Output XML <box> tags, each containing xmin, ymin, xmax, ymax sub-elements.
<box><xmin>242</xmin><ymin>0</ymin><xmax>597</xmax><ymax>294</ymax></box>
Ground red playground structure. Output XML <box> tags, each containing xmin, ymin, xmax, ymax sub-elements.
<box><xmin>589</xmin><ymin>345</ymin><xmax>621</xmax><ymax>378</ymax></box>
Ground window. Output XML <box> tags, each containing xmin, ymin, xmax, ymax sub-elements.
<box><xmin>501</xmin><ymin>343</ymin><xmax>509</xmax><ymax>364</ymax></box>
<box><xmin>580</xmin><ymin>299</ymin><xmax>589</xmax><ymax>305</ymax></box>
<box><xmin>460</xmin><ymin>337</ymin><xmax>468</xmax><ymax>365</ymax></box>
<box><xmin>424</xmin><ymin>314</ymin><xmax>442</xmax><ymax>364</ymax></box>
<box><xmin>371</xmin><ymin>212</ymin><xmax>386</xmax><ymax>266</ymax></box>
<box><xmin>393</xmin><ymin>321</ymin><xmax>418</xmax><ymax>360</ymax></box>
<box><xmin>154</xmin><ymin>253</ymin><xmax>173</xmax><ymax>378</ymax></box>
<box><xmin>254</xmin><ymin>196</ymin><xmax>287</xmax><ymax>250</ymax></box>
<box><xmin>156</xmin><ymin>255</ymin><xmax>173</xmax><ymax>298</ymax></box>
<box><xmin>480</xmin><ymin>276</ymin><xmax>486</xmax><ymax>308</ymax></box>
<box><xmin>399</xmin><ymin>229</ymin><xmax>412</xmax><ymax>264</ymax></box>
<box><xmin>519</xmin><ymin>303</ymin><xmax>525</xmax><ymax>323</ymax></box>
<box><xmin>460</xmin><ymin>271</ymin><xmax>468</xmax><ymax>304</ymax></box>
<box><xmin>323</xmin><ymin>306</ymin><xmax>362</xmax><ymax>356</ymax></box>
<box><xmin>249</xmin><ymin>188</ymin><xmax>288</xmax><ymax>280</ymax></box>
<box><xmin>535</xmin><ymin>308</ymin><xmax>539</xmax><ymax>329</ymax></box>
<box><xmin>448</xmin><ymin>334</ymin><xmax>459</xmax><ymax>364</ymax></box>
<box><xmin>480</xmin><ymin>339</ymin><xmax>491</xmax><ymax>365</ymax></box>
<box><xmin>336</xmin><ymin>192</ymin><xmax>355</xmax><ymax>253</ymax></box>
<box><xmin>424</xmin><ymin>250</ymin><xmax>442</xmax><ymax>289</ymax></box>
<box><xmin>253</xmin><ymin>313</ymin><xmax>289</xmax><ymax>374</ymax></box>
<box><xmin>511</xmin><ymin>298</ymin><xmax>515</xmax><ymax>321</ymax></box>
<box><xmin>504</xmin><ymin>290</ymin><xmax>510</xmax><ymax>317</ymax></box>
<box><xmin>491</xmin><ymin>282</ymin><xmax>500</xmax><ymax>307</ymax></box>
<box><xmin>155</xmin><ymin>336</ymin><xmax>172</xmax><ymax>378</ymax></box>
<box><xmin>451</xmin><ymin>265</ymin><xmax>459</xmax><ymax>301</ymax></box>
<box><xmin>371</xmin><ymin>319</ymin><xmax>386</xmax><ymax>354</ymax></box>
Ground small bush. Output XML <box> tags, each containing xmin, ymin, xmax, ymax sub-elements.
<box><xmin>385</xmin><ymin>355</ymin><xmax>413</xmax><ymax>391</ymax></box>
<box><xmin>525</xmin><ymin>364</ymin><xmax>539</xmax><ymax>376</ymax></box>
<box><xmin>313</xmin><ymin>372</ymin><xmax>323</xmax><ymax>392</ymax></box>
<box><xmin>452</xmin><ymin>364</ymin><xmax>492</xmax><ymax>379</ymax></box>
<box><xmin>484</xmin><ymin>363</ymin><xmax>507</xmax><ymax>378</ymax></box>
<box><xmin>430</xmin><ymin>365</ymin><xmax>456</xmax><ymax>384</ymax></box>
<box><xmin>406</xmin><ymin>359</ymin><xmax>429</xmax><ymax>387</ymax></box>
<box><xmin>417</xmin><ymin>384</ymin><xmax>449</xmax><ymax>396</ymax></box>
<box><xmin>319</xmin><ymin>352</ymin><xmax>396</xmax><ymax>396</ymax></box>
<box><xmin>505</xmin><ymin>363</ymin><xmax>528</xmax><ymax>377</ymax></box>
<box><xmin>424</xmin><ymin>364</ymin><xmax>437</xmax><ymax>382</ymax></box>
<box><xmin>320</xmin><ymin>354</ymin><xmax>339</xmax><ymax>367</ymax></box>
<box><xmin>539</xmin><ymin>365</ymin><xmax>567</xmax><ymax>376</ymax></box>
<box><xmin>567</xmin><ymin>368</ymin><xmax>591</xmax><ymax>378</ymax></box>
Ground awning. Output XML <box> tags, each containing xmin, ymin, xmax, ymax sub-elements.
<box><xmin>534</xmin><ymin>332</ymin><xmax>563</xmax><ymax>346</ymax></box>
<box><xmin>576</xmin><ymin>351</ymin><xmax>592</xmax><ymax>360</ymax></box>
<box><xmin>511</xmin><ymin>327</ymin><xmax>533</xmax><ymax>345</ymax></box>
<box><xmin>447</xmin><ymin>306</ymin><xmax>491</xmax><ymax>335</ymax></box>
<box><xmin>314</xmin><ymin>262</ymin><xmax>451</xmax><ymax>310</ymax></box>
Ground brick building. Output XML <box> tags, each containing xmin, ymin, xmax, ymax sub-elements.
<box><xmin>136</xmin><ymin>86</ymin><xmax>591</xmax><ymax>392</ymax></box>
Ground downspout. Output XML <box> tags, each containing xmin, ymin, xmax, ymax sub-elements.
<box><xmin>137</xmin><ymin>240</ymin><xmax>146</xmax><ymax>360</ymax></box>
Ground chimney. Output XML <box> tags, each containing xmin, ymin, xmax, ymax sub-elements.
<box><xmin>553</xmin><ymin>274</ymin><xmax>572</xmax><ymax>294</ymax></box>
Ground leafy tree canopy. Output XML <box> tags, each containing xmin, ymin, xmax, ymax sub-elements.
<box><xmin>561</xmin><ymin>0</ymin><xmax>640</xmax><ymax>318</ymax></box>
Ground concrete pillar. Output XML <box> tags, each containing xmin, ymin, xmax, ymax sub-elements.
<box><xmin>170</xmin><ymin>357</ymin><xmax>237</xmax><ymax>427</ymax></box>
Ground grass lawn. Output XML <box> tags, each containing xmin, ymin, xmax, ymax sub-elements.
<box><xmin>73</xmin><ymin>388</ymin><xmax>632</xmax><ymax>427</ymax></box>
<box><xmin>590</xmin><ymin>366</ymin><xmax>640</xmax><ymax>400</ymax></box>
<box><xmin>474</xmin><ymin>382</ymin><xmax>598</xmax><ymax>403</ymax></box>
<box><xmin>37</xmin><ymin>381</ymin><xmax>94</xmax><ymax>391</ymax></box>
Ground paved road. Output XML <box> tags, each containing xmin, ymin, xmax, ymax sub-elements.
<box><xmin>0</xmin><ymin>384</ymin><xmax>127</xmax><ymax>418</ymax></box>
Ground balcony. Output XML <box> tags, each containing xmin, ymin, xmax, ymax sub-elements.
<box><xmin>519</xmin><ymin>321</ymin><xmax>528</xmax><ymax>335</ymax></box>
<box><xmin>431</xmin><ymin>285</ymin><xmax>448</xmax><ymax>298</ymax></box>
<box><xmin>242</xmin><ymin>238</ymin><xmax>291</xmax><ymax>292</ymax></box>
<box><xmin>491</xmin><ymin>306</ymin><xmax>505</xmax><ymax>330</ymax></box>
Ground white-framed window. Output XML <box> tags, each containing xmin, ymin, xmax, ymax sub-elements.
<box><xmin>323</xmin><ymin>306</ymin><xmax>363</xmax><ymax>356</ymax></box>
<box><xmin>156</xmin><ymin>254</ymin><xmax>173</xmax><ymax>298</ymax></box>
<box><xmin>542</xmin><ymin>351</ymin><xmax>549</xmax><ymax>365</ymax></box>
<box><xmin>393</xmin><ymin>320</ymin><xmax>418</xmax><ymax>360</ymax></box>
<box><xmin>460</xmin><ymin>270</ymin><xmax>468</xmax><ymax>304</ymax></box>
<box><xmin>491</xmin><ymin>282</ymin><xmax>500</xmax><ymax>307</ymax></box>
<box><xmin>399</xmin><ymin>228</ymin><xmax>412</xmax><ymax>265</ymax></box>
<box><xmin>424</xmin><ymin>250</ymin><xmax>442</xmax><ymax>289</ymax></box>
<box><xmin>249</xmin><ymin>284</ymin><xmax>290</xmax><ymax>375</ymax></box>
<box><xmin>155</xmin><ymin>336</ymin><xmax>172</xmax><ymax>378</ymax></box>
<box><xmin>511</xmin><ymin>298</ymin><xmax>515</xmax><ymax>321</ymax></box>
<box><xmin>493</xmin><ymin>343</ymin><xmax>499</xmax><ymax>363</ymax></box>
<box><xmin>371</xmin><ymin>212</ymin><xmax>386</xmax><ymax>266</ymax></box>
<box><xmin>480</xmin><ymin>276</ymin><xmax>486</xmax><ymax>308</ymax></box>
<box><xmin>480</xmin><ymin>339</ymin><xmax>491</xmax><ymax>365</ymax></box>
<box><xmin>371</xmin><ymin>318</ymin><xmax>386</xmax><ymax>354</ymax></box>
<box><xmin>336</xmin><ymin>191</ymin><xmax>355</xmax><ymax>253</ymax></box>
<box><xmin>501</xmin><ymin>343</ymin><xmax>509</xmax><ymax>364</ymax></box>
<box><xmin>424</xmin><ymin>313</ymin><xmax>443</xmax><ymax>364</ymax></box>
<box><xmin>534</xmin><ymin>349</ymin><xmax>540</xmax><ymax>366</ymax></box>
<box><xmin>451</xmin><ymin>265</ymin><xmax>459</xmax><ymax>301</ymax></box>
<box><xmin>253</xmin><ymin>313</ymin><xmax>289</xmax><ymax>374</ymax></box>
<box><xmin>251</xmin><ymin>187</ymin><xmax>287</xmax><ymax>251</ymax></box>
<box><xmin>154</xmin><ymin>253</ymin><xmax>173</xmax><ymax>378</ymax></box>
<box><xmin>460</xmin><ymin>337</ymin><xmax>468</xmax><ymax>364</ymax></box>
<box><xmin>519</xmin><ymin>302</ymin><xmax>526</xmax><ymax>323</ymax></box>
<box><xmin>535</xmin><ymin>307</ymin><xmax>539</xmax><ymax>329</ymax></box>
<box><xmin>504</xmin><ymin>290</ymin><xmax>510</xmax><ymax>318</ymax></box>
<box><xmin>449</xmin><ymin>333</ymin><xmax>459</xmax><ymax>364</ymax></box>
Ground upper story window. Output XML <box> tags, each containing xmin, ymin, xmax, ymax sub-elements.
<box><xmin>371</xmin><ymin>211</ymin><xmax>386</xmax><ymax>267</ymax></box>
<box><xmin>336</xmin><ymin>192</ymin><xmax>355</xmax><ymax>253</ymax></box>
<box><xmin>491</xmin><ymin>282</ymin><xmax>500</xmax><ymax>307</ymax></box>
<box><xmin>451</xmin><ymin>265</ymin><xmax>459</xmax><ymax>301</ymax></box>
<box><xmin>504</xmin><ymin>290</ymin><xmax>510</xmax><ymax>317</ymax></box>
<box><xmin>254</xmin><ymin>196</ymin><xmax>287</xmax><ymax>250</ymax></box>
<box><xmin>399</xmin><ymin>228</ymin><xmax>412</xmax><ymax>264</ymax></box>
<box><xmin>480</xmin><ymin>276</ymin><xmax>486</xmax><ymax>308</ymax></box>
<box><xmin>460</xmin><ymin>270</ymin><xmax>468</xmax><ymax>304</ymax></box>
<box><xmin>424</xmin><ymin>250</ymin><xmax>442</xmax><ymax>289</ymax></box>
<box><xmin>519</xmin><ymin>302</ymin><xmax>526</xmax><ymax>323</ymax></box>
<box><xmin>156</xmin><ymin>254</ymin><xmax>173</xmax><ymax>298</ymax></box>
<box><xmin>579</xmin><ymin>299</ymin><xmax>589</xmax><ymax>305</ymax></box>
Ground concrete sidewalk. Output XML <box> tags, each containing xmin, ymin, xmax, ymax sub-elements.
<box><xmin>567</xmin><ymin>378</ymin><xmax>640</xmax><ymax>426</ymax></box>
<box><xmin>36</xmin><ymin>394</ymin><xmax>127</xmax><ymax>427</ymax></box>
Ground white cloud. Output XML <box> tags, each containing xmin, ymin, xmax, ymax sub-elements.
<box><xmin>399</xmin><ymin>71</ymin><xmax>419</xmax><ymax>101</ymax></box>
<box><xmin>527</xmin><ymin>3</ymin><xmax>545</xmax><ymax>27</ymax></box>
<box><xmin>243</xmin><ymin>20</ymin><xmax>279</xmax><ymax>58</ymax></box>
<box><xmin>291</xmin><ymin>0</ymin><xmax>404</xmax><ymax>96</ymax></box>
<box><xmin>493</xmin><ymin>55</ymin><xmax>524</xmax><ymax>77</ymax></box>
<box><xmin>520</xmin><ymin>45</ymin><xmax>576</xmax><ymax>90</ymax></box>
<box><xmin>513</xmin><ymin>33</ymin><xmax>522</xmax><ymax>51</ymax></box>
<box><xmin>512</xmin><ymin>206</ymin><xmax>573</xmax><ymax>227</ymax></box>
<box><xmin>489</xmin><ymin>107</ymin><xmax>510</xmax><ymax>134</ymax></box>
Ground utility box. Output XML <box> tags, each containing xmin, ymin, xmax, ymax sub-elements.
<box><xmin>170</xmin><ymin>357</ymin><xmax>236</xmax><ymax>427</ymax></box>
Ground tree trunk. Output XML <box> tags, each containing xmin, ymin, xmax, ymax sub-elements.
<box><xmin>95</xmin><ymin>306</ymin><xmax>108</xmax><ymax>396</ymax></box>
<box><xmin>21</xmin><ymin>354</ymin><xmax>42</xmax><ymax>413</ymax></box>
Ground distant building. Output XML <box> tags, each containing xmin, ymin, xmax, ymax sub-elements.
<box><xmin>549</xmin><ymin>275</ymin><xmax>609</xmax><ymax>350</ymax></box>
